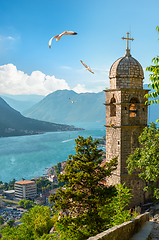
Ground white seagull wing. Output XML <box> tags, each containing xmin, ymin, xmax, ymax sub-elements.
<box><xmin>49</xmin><ymin>37</ymin><xmax>54</xmax><ymax>49</ymax></box>
<box><xmin>88</xmin><ymin>67</ymin><xmax>94</xmax><ymax>74</ymax></box>
<box><xmin>49</xmin><ymin>31</ymin><xmax>77</xmax><ymax>48</ymax></box>
<box><xmin>60</xmin><ymin>31</ymin><xmax>78</xmax><ymax>36</ymax></box>
<box><xmin>69</xmin><ymin>98</ymin><xmax>75</xmax><ymax>103</ymax></box>
<box><xmin>49</xmin><ymin>35</ymin><xmax>59</xmax><ymax>48</ymax></box>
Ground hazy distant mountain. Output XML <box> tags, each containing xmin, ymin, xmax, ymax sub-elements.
<box><xmin>0</xmin><ymin>97</ymin><xmax>82</xmax><ymax>137</ymax></box>
<box><xmin>0</xmin><ymin>94</ymin><xmax>44</xmax><ymax>113</ymax></box>
<box><xmin>23</xmin><ymin>87</ymin><xmax>159</xmax><ymax>124</ymax></box>
<box><xmin>23</xmin><ymin>90</ymin><xmax>105</xmax><ymax>123</ymax></box>
<box><xmin>0</xmin><ymin>94</ymin><xmax>44</xmax><ymax>102</ymax></box>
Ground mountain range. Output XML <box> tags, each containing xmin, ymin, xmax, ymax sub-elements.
<box><xmin>1</xmin><ymin>86</ymin><xmax>158</xmax><ymax>126</ymax></box>
<box><xmin>23</xmin><ymin>88</ymin><xmax>159</xmax><ymax>124</ymax></box>
<box><xmin>0</xmin><ymin>97</ymin><xmax>82</xmax><ymax>137</ymax></box>
<box><xmin>0</xmin><ymin>94</ymin><xmax>44</xmax><ymax>113</ymax></box>
<box><xmin>23</xmin><ymin>90</ymin><xmax>105</xmax><ymax>123</ymax></box>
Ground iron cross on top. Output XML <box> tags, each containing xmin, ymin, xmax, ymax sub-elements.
<box><xmin>122</xmin><ymin>32</ymin><xmax>134</xmax><ymax>50</ymax></box>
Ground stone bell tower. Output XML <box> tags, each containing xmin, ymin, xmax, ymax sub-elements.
<box><xmin>104</xmin><ymin>32</ymin><xmax>149</xmax><ymax>207</ymax></box>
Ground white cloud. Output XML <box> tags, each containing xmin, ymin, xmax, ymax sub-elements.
<box><xmin>0</xmin><ymin>35</ymin><xmax>16</xmax><ymax>41</ymax></box>
<box><xmin>73</xmin><ymin>84</ymin><xmax>108</xmax><ymax>93</ymax></box>
<box><xmin>0</xmin><ymin>64</ymin><xmax>70</xmax><ymax>95</ymax></box>
<box><xmin>90</xmin><ymin>85</ymin><xmax>108</xmax><ymax>93</ymax></box>
<box><xmin>7</xmin><ymin>36</ymin><xmax>15</xmax><ymax>40</ymax></box>
<box><xmin>73</xmin><ymin>84</ymin><xmax>92</xmax><ymax>93</ymax></box>
<box><xmin>0</xmin><ymin>64</ymin><xmax>107</xmax><ymax>96</ymax></box>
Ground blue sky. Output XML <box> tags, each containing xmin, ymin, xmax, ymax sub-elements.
<box><xmin>0</xmin><ymin>0</ymin><xmax>158</xmax><ymax>95</ymax></box>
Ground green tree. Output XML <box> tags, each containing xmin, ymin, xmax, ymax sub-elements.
<box><xmin>24</xmin><ymin>200</ymin><xmax>34</xmax><ymax>209</ymax></box>
<box><xmin>19</xmin><ymin>199</ymin><xmax>25</xmax><ymax>208</ymax></box>
<box><xmin>36</xmin><ymin>179</ymin><xmax>51</xmax><ymax>193</ymax></box>
<box><xmin>3</xmin><ymin>182</ymin><xmax>8</xmax><ymax>190</ymax></box>
<box><xmin>0</xmin><ymin>216</ymin><xmax>4</xmax><ymax>225</ymax></box>
<box><xmin>54</xmin><ymin>162</ymin><xmax>62</xmax><ymax>177</ymax></box>
<box><xmin>7</xmin><ymin>219</ymin><xmax>14</xmax><ymax>227</ymax></box>
<box><xmin>107</xmin><ymin>184</ymin><xmax>132</xmax><ymax>226</ymax></box>
<box><xmin>50</xmin><ymin>136</ymin><xmax>118</xmax><ymax>239</ymax></box>
<box><xmin>19</xmin><ymin>199</ymin><xmax>34</xmax><ymax>209</ymax></box>
<box><xmin>8</xmin><ymin>178</ymin><xmax>16</xmax><ymax>190</ymax></box>
<box><xmin>0</xmin><ymin>205</ymin><xmax>54</xmax><ymax>240</ymax></box>
<box><xmin>21</xmin><ymin>205</ymin><xmax>53</xmax><ymax>237</ymax></box>
<box><xmin>127</xmin><ymin>123</ymin><xmax>159</xmax><ymax>199</ymax></box>
<box><xmin>98</xmin><ymin>184</ymin><xmax>132</xmax><ymax>229</ymax></box>
<box><xmin>145</xmin><ymin>26</ymin><xmax>159</xmax><ymax>122</ymax></box>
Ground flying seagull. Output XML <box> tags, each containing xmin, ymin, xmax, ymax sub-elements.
<box><xmin>80</xmin><ymin>60</ymin><xmax>94</xmax><ymax>74</ymax></box>
<box><xmin>69</xmin><ymin>98</ymin><xmax>75</xmax><ymax>104</ymax></box>
<box><xmin>49</xmin><ymin>31</ymin><xmax>78</xmax><ymax>49</ymax></box>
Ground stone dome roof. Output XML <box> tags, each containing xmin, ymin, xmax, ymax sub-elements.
<box><xmin>109</xmin><ymin>49</ymin><xmax>144</xmax><ymax>79</ymax></box>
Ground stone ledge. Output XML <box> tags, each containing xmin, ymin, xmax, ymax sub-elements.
<box><xmin>87</xmin><ymin>212</ymin><xmax>149</xmax><ymax>240</ymax></box>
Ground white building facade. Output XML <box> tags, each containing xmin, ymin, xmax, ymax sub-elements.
<box><xmin>14</xmin><ymin>180</ymin><xmax>37</xmax><ymax>200</ymax></box>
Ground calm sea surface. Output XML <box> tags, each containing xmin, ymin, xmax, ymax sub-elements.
<box><xmin>0</xmin><ymin>122</ymin><xmax>105</xmax><ymax>183</ymax></box>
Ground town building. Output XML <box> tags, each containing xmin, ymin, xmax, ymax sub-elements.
<box><xmin>104</xmin><ymin>32</ymin><xmax>149</xmax><ymax>207</ymax></box>
<box><xmin>3</xmin><ymin>190</ymin><xmax>15</xmax><ymax>199</ymax></box>
<box><xmin>34</xmin><ymin>196</ymin><xmax>46</xmax><ymax>205</ymax></box>
<box><xmin>14</xmin><ymin>180</ymin><xmax>37</xmax><ymax>200</ymax></box>
<box><xmin>48</xmin><ymin>175</ymin><xmax>58</xmax><ymax>183</ymax></box>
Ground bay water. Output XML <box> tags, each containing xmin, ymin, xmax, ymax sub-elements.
<box><xmin>0</xmin><ymin>122</ymin><xmax>105</xmax><ymax>183</ymax></box>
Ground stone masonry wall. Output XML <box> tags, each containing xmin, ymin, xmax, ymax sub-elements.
<box><xmin>105</xmin><ymin>50</ymin><xmax>150</xmax><ymax>208</ymax></box>
<box><xmin>121</xmin><ymin>174</ymin><xmax>146</xmax><ymax>207</ymax></box>
<box><xmin>121</xmin><ymin>126</ymin><xmax>144</xmax><ymax>174</ymax></box>
<box><xmin>106</xmin><ymin>127</ymin><xmax>121</xmax><ymax>178</ymax></box>
<box><xmin>87</xmin><ymin>212</ymin><xmax>149</xmax><ymax>240</ymax></box>
<box><xmin>104</xmin><ymin>87</ymin><xmax>149</xmax><ymax>207</ymax></box>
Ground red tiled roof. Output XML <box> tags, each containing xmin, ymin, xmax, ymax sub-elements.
<box><xmin>15</xmin><ymin>180</ymin><xmax>35</xmax><ymax>185</ymax></box>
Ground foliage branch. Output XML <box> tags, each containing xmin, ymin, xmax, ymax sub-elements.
<box><xmin>127</xmin><ymin>123</ymin><xmax>159</xmax><ymax>199</ymax></box>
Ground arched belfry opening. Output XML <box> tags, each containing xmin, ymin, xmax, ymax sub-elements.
<box><xmin>129</xmin><ymin>97</ymin><xmax>139</xmax><ymax>117</ymax></box>
<box><xmin>110</xmin><ymin>95</ymin><xmax>116</xmax><ymax>117</ymax></box>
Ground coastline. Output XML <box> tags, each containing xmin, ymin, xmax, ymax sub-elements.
<box><xmin>0</xmin><ymin>127</ymin><xmax>84</xmax><ymax>138</ymax></box>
